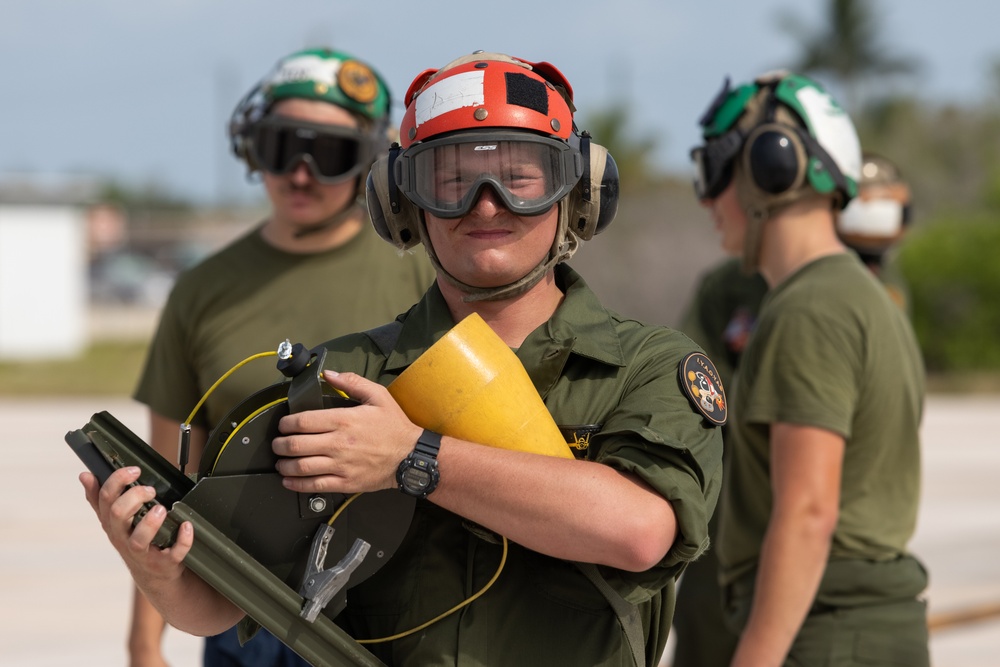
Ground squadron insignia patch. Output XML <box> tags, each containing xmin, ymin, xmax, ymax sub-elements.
<box><xmin>337</xmin><ymin>60</ymin><xmax>380</xmax><ymax>104</ymax></box>
<box><xmin>680</xmin><ymin>352</ymin><xmax>727</xmax><ymax>426</ymax></box>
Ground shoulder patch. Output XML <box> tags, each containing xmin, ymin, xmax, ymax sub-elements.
<box><xmin>679</xmin><ymin>352</ymin><xmax>727</xmax><ymax>426</ymax></box>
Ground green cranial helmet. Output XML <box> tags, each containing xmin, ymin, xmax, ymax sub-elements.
<box><xmin>262</xmin><ymin>48</ymin><xmax>391</xmax><ymax>123</ymax></box>
<box><xmin>692</xmin><ymin>71</ymin><xmax>861</xmax><ymax>217</ymax></box>
<box><xmin>691</xmin><ymin>71</ymin><xmax>862</xmax><ymax>272</ymax></box>
<box><xmin>229</xmin><ymin>47</ymin><xmax>393</xmax><ymax>166</ymax></box>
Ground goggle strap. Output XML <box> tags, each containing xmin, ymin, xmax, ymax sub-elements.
<box><xmin>387</xmin><ymin>143</ymin><xmax>404</xmax><ymax>215</ymax></box>
<box><xmin>229</xmin><ymin>82</ymin><xmax>266</xmax><ymax>159</ymax></box>
<box><xmin>704</xmin><ymin>128</ymin><xmax>745</xmax><ymax>168</ymax></box>
<box><xmin>579</xmin><ymin>132</ymin><xmax>592</xmax><ymax>203</ymax></box>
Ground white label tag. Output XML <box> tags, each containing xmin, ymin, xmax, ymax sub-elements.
<box><xmin>271</xmin><ymin>55</ymin><xmax>340</xmax><ymax>86</ymax></box>
<box><xmin>415</xmin><ymin>70</ymin><xmax>485</xmax><ymax>127</ymax></box>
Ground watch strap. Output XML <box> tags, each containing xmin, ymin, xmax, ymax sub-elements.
<box><xmin>414</xmin><ymin>429</ymin><xmax>442</xmax><ymax>459</ymax></box>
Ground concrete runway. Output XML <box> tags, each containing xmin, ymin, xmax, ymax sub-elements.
<box><xmin>2</xmin><ymin>394</ymin><xmax>998</xmax><ymax>666</ymax></box>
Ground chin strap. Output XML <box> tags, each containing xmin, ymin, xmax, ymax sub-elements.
<box><xmin>416</xmin><ymin>200</ymin><xmax>580</xmax><ymax>302</ymax></box>
<box><xmin>292</xmin><ymin>199</ymin><xmax>365</xmax><ymax>239</ymax></box>
<box><xmin>740</xmin><ymin>205</ymin><xmax>769</xmax><ymax>275</ymax></box>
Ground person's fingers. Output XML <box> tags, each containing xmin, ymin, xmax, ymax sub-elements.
<box><xmin>170</xmin><ymin>521</ymin><xmax>194</xmax><ymax>559</ymax></box>
<box><xmin>80</xmin><ymin>471</ymin><xmax>100</xmax><ymax>511</ymax></box>
<box><xmin>274</xmin><ymin>452</ymin><xmax>336</xmax><ymax>477</ymax></box>
<box><xmin>277</xmin><ymin>407</ymin><xmax>344</xmax><ymax>436</ymax></box>
<box><xmin>281</xmin><ymin>473</ymin><xmax>346</xmax><ymax>494</ymax></box>
<box><xmin>97</xmin><ymin>466</ymin><xmax>142</xmax><ymax>509</ymax></box>
<box><xmin>322</xmin><ymin>370</ymin><xmax>388</xmax><ymax>406</ymax></box>
<box><xmin>108</xmin><ymin>484</ymin><xmax>156</xmax><ymax>524</ymax></box>
<box><xmin>126</xmin><ymin>502</ymin><xmax>167</xmax><ymax>553</ymax></box>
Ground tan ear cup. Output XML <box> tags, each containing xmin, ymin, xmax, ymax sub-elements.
<box><xmin>567</xmin><ymin>139</ymin><xmax>619</xmax><ymax>241</ymax></box>
<box><xmin>366</xmin><ymin>152</ymin><xmax>422</xmax><ymax>250</ymax></box>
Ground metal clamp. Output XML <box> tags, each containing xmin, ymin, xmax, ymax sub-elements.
<box><xmin>299</xmin><ymin>524</ymin><xmax>370</xmax><ymax>622</ymax></box>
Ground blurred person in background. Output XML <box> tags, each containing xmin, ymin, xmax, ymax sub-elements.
<box><xmin>126</xmin><ymin>47</ymin><xmax>435</xmax><ymax>667</ymax></box>
<box><xmin>685</xmin><ymin>70</ymin><xmax>928</xmax><ymax>666</ymax></box>
<box><xmin>670</xmin><ymin>263</ymin><xmax>764</xmax><ymax>667</ymax></box>
<box><xmin>85</xmin><ymin>50</ymin><xmax>724</xmax><ymax>667</ymax></box>
<box><xmin>670</xmin><ymin>149</ymin><xmax>914</xmax><ymax>666</ymax></box>
<box><xmin>837</xmin><ymin>151</ymin><xmax>914</xmax><ymax>312</ymax></box>
<box><xmin>670</xmin><ymin>190</ymin><xmax>767</xmax><ymax>667</ymax></box>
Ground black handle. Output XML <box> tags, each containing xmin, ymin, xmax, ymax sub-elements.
<box><xmin>65</xmin><ymin>429</ymin><xmax>117</xmax><ymax>485</ymax></box>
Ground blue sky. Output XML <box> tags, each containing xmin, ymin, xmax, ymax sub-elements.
<box><xmin>0</xmin><ymin>0</ymin><xmax>994</xmax><ymax>204</ymax></box>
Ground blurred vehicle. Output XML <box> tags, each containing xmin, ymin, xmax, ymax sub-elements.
<box><xmin>89</xmin><ymin>250</ymin><xmax>176</xmax><ymax>307</ymax></box>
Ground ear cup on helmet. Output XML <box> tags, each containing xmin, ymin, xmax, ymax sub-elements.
<box><xmin>744</xmin><ymin>124</ymin><xmax>807</xmax><ymax>195</ymax></box>
<box><xmin>591</xmin><ymin>144</ymin><xmax>620</xmax><ymax>236</ymax></box>
<box><xmin>567</xmin><ymin>134</ymin><xmax>620</xmax><ymax>240</ymax></box>
<box><xmin>365</xmin><ymin>162</ymin><xmax>393</xmax><ymax>243</ymax></box>
<box><xmin>366</xmin><ymin>147</ymin><xmax>421</xmax><ymax>249</ymax></box>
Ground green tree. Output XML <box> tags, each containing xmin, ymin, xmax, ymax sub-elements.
<box><xmin>777</xmin><ymin>0</ymin><xmax>920</xmax><ymax>110</ymax></box>
<box><xmin>898</xmin><ymin>215</ymin><xmax>1000</xmax><ymax>372</ymax></box>
<box><xmin>853</xmin><ymin>97</ymin><xmax>990</xmax><ymax>214</ymax></box>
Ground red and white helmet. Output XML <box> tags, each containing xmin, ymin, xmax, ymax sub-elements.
<box><xmin>366</xmin><ymin>52</ymin><xmax>619</xmax><ymax>302</ymax></box>
<box><xmin>837</xmin><ymin>152</ymin><xmax>912</xmax><ymax>261</ymax></box>
<box><xmin>398</xmin><ymin>53</ymin><xmax>575</xmax><ymax>148</ymax></box>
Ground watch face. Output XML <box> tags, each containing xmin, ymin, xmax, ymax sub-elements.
<box><xmin>400</xmin><ymin>466</ymin><xmax>431</xmax><ymax>492</ymax></box>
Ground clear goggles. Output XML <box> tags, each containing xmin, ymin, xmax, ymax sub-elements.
<box><xmin>249</xmin><ymin>116</ymin><xmax>367</xmax><ymax>183</ymax></box>
<box><xmin>690</xmin><ymin>128</ymin><xmax>744</xmax><ymax>200</ymax></box>
<box><xmin>395</xmin><ymin>131</ymin><xmax>583</xmax><ymax>218</ymax></box>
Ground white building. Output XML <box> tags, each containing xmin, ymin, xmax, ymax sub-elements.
<box><xmin>0</xmin><ymin>175</ymin><xmax>96</xmax><ymax>361</ymax></box>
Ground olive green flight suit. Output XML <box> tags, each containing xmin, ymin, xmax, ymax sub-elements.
<box><xmin>304</xmin><ymin>264</ymin><xmax>724</xmax><ymax>666</ymax></box>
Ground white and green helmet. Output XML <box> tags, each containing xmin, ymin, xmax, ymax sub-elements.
<box><xmin>260</xmin><ymin>48</ymin><xmax>391</xmax><ymax>123</ymax></box>
<box><xmin>229</xmin><ymin>47</ymin><xmax>392</xmax><ymax>167</ymax></box>
<box><xmin>692</xmin><ymin>71</ymin><xmax>861</xmax><ymax>219</ymax></box>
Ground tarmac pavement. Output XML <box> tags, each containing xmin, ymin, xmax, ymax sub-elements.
<box><xmin>1</xmin><ymin>394</ymin><xmax>998</xmax><ymax>666</ymax></box>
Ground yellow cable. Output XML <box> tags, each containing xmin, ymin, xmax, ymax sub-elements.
<box><xmin>188</xmin><ymin>346</ymin><xmax>352</xmax><ymax>475</ymax></box>
<box><xmin>327</xmin><ymin>493</ymin><xmax>362</xmax><ymax>526</ymax></box>
<box><xmin>356</xmin><ymin>536</ymin><xmax>508</xmax><ymax>644</ymax></box>
<box><xmin>184</xmin><ymin>351</ymin><xmax>278</xmax><ymax>426</ymax></box>
<box><xmin>210</xmin><ymin>397</ymin><xmax>288</xmax><ymax>474</ymax></box>
<box><xmin>191</xmin><ymin>346</ymin><xmax>501</xmax><ymax>642</ymax></box>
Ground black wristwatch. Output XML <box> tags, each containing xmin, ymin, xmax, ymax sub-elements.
<box><xmin>396</xmin><ymin>429</ymin><xmax>442</xmax><ymax>498</ymax></box>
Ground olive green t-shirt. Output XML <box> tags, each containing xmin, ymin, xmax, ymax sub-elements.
<box><xmin>718</xmin><ymin>253</ymin><xmax>925</xmax><ymax>588</ymax></box>
<box><xmin>134</xmin><ymin>222</ymin><xmax>436</xmax><ymax>430</ymax></box>
<box><xmin>319</xmin><ymin>264</ymin><xmax>724</xmax><ymax>667</ymax></box>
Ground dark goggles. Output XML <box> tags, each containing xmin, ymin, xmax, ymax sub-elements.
<box><xmin>690</xmin><ymin>128</ymin><xmax>745</xmax><ymax>200</ymax></box>
<box><xmin>395</xmin><ymin>131</ymin><xmax>583</xmax><ymax>218</ymax></box>
<box><xmin>249</xmin><ymin>116</ymin><xmax>368</xmax><ymax>183</ymax></box>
